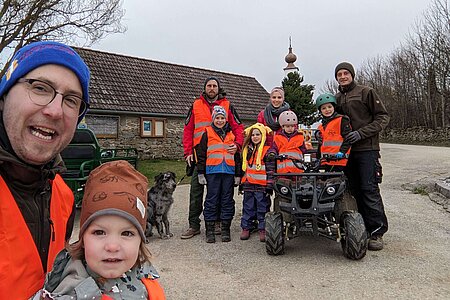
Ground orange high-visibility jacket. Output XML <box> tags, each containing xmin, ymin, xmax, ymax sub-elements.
<box><xmin>274</xmin><ymin>134</ymin><xmax>305</xmax><ymax>173</ymax></box>
<box><xmin>192</xmin><ymin>100</ymin><xmax>230</xmax><ymax>147</ymax></box>
<box><xmin>319</xmin><ymin>116</ymin><xmax>350</xmax><ymax>167</ymax></box>
<box><xmin>205</xmin><ymin>126</ymin><xmax>236</xmax><ymax>169</ymax></box>
<box><xmin>0</xmin><ymin>175</ymin><xmax>74</xmax><ymax>299</ymax></box>
<box><xmin>241</xmin><ymin>146</ymin><xmax>270</xmax><ymax>186</ymax></box>
<box><xmin>101</xmin><ymin>277</ymin><xmax>166</xmax><ymax>299</ymax></box>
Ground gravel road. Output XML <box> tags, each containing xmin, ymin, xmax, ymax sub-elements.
<box><xmin>74</xmin><ymin>143</ymin><xmax>450</xmax><ymax>299</ymax></box>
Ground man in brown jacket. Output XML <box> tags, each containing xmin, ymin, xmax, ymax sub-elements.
<box><xmin>334</xmin><ymin>62</ymin><xmax>390</xmax><ymax>251</ymax></box>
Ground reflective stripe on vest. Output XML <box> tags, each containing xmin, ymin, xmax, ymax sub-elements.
<box><xmin>205</xmin><ymin>126</ymin><xmax>236</xmax><ymax>167</ymax></box>
<box><xmin>319</xmin><ymin>117</ymin><xmax>350</xmax><ymax>167</ymax></box>
<box><xmin>274</xmin><ymin>134</ymin><xmax>305</xmax><ymax>173</ymax></box>
<box><xmin>0</xmin><ymin>174</ymin><xmax>74</xmax><ymax>299</ymax></box>
<box><xmin>241</xmin><ymin>146</ymin><xmax>269</xmax><ymax>185</ymax></box>
<box><xmin>101</xmin><ymin>278</ymin><xmax>166</xmax><ymax>300</ymax></box>
<box><xmin>192</xmin><ymin>99</ymin><xmax>230</xmax><ymax>146</ymax></box>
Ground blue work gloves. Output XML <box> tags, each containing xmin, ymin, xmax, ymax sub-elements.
<box><xmin>346</xmin><ymin>131</ymin><xmax>362</xmax><ymax>144</ymax></box>
<box><xmin>335</xmin><ymin>152</ymin><xmax>344</xmax><ymax>159</ymax></box>
<box><xmin>198</xmin><ymin>174</ymin><xmax>207</xmax><ymax>185</ymax></box>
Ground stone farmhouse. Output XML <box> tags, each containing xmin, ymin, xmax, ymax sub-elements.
<box><xmin>74</xmin><ymin>47</ymin><xmax>270</xmax><ymax>160</ymax></box>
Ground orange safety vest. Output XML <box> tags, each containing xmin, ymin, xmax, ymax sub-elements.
<box><xmin>0</xmin><ymin>174</ymin><xmax>74</xmax><ymax>299</ymax></box>
<box><xmin>192</xmin><ymin>99</ymin><xmax>230</xmax><ymax>147</ymax></box>
<box><xmin>101</xmin><ymin>277</ymin><xmax>166</xmax><ymax>300</ymax></box>
<box><xmin>241</xmin><ymin>146</ymin><xmax>269</xmax><ymax>186</ymax></box>
<box><xmin>274</xmin><ymin>133</ymin><xmax>305</xmax><ymax>173</ymax></box>
<box><xmin>318</xmin><ymin>117</ymin><xmax>350</xmax><ymax>167</ymax></box>
<box><xmin>205</xmin><ymin>126</ymin><xmax>235</xmax><ymax>168</ymax></box>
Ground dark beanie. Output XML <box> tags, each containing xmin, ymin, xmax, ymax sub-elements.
<box><xmin>335</xmin><ymin>62</ymin><xmax>355</xmax><ymax>79</ymax></box>
<box><xmin>204</xmin><ymin>76</ymin><xmax>220</xmax><ymax>90</ymax></box>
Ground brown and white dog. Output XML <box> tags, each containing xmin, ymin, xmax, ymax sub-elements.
<box><xmin>145</xmin><ymin>171</ymin><xmax>176</xmax><ymax>240</ymax></box>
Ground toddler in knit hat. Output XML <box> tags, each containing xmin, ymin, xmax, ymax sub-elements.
<box><xmin>36</xmin><ymin>161</ymin><xmax>166</xmax><ymax>299</ymax></box>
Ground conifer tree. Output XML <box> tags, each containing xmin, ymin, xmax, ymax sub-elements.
<box><xmin>282</xmin><ymin>72</ymin><xmax>317</xmax><ymax>126</ymax></box>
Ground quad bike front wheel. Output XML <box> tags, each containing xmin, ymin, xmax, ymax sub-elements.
<box><xmin>340</xmin><ymin>212</ymin><xmax>368</xmax><ymax>260</ymax></box>
<box><xmin>265</xmin><ymin>212</ymin><xmax>285</xmax><ymax>255</ymax></box>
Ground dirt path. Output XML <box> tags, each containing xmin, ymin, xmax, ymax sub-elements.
<box><xmin>73</xmin><ymin>144</ymin><xmax>450</xmax><ymax>299</ymax></box>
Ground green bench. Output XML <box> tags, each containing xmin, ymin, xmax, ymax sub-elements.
<box><xmin>60</xmin><ymin>128</ymin><xmax>138</xmax><ymax>207</ymax></box>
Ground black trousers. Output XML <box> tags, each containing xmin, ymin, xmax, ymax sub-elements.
<box><xmin>345</xmin><ymin>150</ymin><xmax>388</xmax><ymax>236</ymax></box>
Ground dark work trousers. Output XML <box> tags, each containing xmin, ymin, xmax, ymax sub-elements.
<box><xmin>203</xmin><ymin>173</ymin><xmax>235</xmax><ymax>221</ymax></box>
<box><xmin>241</xmin><ymin>191</ymin><xmax>268</xmax><ymax>230</ymax></box>
<box><xmin>345</xmin><ymin>150</ymin><xmax>388</xmax><ymax>237</ymax></box>
<box><xmin>188</xmin><ymin>167</ymin><xmax>205</xmax><ymax>230</ymax></box>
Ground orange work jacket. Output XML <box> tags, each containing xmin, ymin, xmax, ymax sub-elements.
<box><xmin>241</xmin><ymin>146</ymin><xmax>269</xmax><ymax>186</ymax></box>
<box><xmin>205</xmin><ymin>126</ymin><xmax>236</xmax><ymax>168</ymax></box>
<box><xmin>102</xmin><ymin>277</ymin><xmax>166</xmax><ymax>300</ymax></box>
<box><xmin>319</xmin><ymin>116</ymin><xmax>350</xmax><ymax>167</ymax></box>
<box><xmin>274</xmin><ymin>133</ymin><xmax>305</xmax><ymax>174</ymax></box>
<box><xmin>0</xmin><ymin>174</ymin><xmax>74</xmax><ymax>299</ymax></box>
<box><xmin>193</xmin><ymin>100</ymin><xmax>230</xmax><ymax>147</ymax></box>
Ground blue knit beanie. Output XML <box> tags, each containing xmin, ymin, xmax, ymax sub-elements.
<box><xmin>0</xmin><ymin>41</ymin><xmax>90</xmax><ymax>123</ymax></box>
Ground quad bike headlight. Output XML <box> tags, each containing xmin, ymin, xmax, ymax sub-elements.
<box><xmin>280</xmin><ymin>186</ymin><xmax>289</xmax><ymax>195</ymax></box>
<box><xmin>326</xmin><ymin>186</ymin><xmax>336</xmax><ymax>195</ymax></box>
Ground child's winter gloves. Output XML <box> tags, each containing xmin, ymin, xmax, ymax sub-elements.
<box><xmin>198</xmin><ymin>174</ymin><xmax>207</xmax><ymax>185</ymax></box>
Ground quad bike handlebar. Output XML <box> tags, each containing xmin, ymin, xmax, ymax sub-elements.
<box><xmin>270</xmin><ymin>153</ymin><xmax>348</xmax><ymax>173</ymax></box>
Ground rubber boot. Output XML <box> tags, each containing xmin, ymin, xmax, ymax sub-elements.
<box><xmin>205</xmin><ymin>221</ymin><xmax>216</xmax><ymax>243</ymax></box>
<box><xmin>221</xmin><ymin>220</ymin><xmax>232</xmax><ymax>242</ymax></box>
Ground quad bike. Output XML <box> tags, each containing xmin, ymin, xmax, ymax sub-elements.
<box><xmin>265</xmin><ymin>153</ymin><xmax>368</xmax><ymax>260</ymax></box>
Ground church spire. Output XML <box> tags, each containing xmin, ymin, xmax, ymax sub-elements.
<box><xmin>284</xmin><ymin>36</ymin><xmax>299</xmax><ymax>75</ymax></box>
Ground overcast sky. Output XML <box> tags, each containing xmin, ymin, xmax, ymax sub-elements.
<box><xmin>95</xmin><ymin>0</ymin><xmax>433</xmax><ymax>94</ymax></box>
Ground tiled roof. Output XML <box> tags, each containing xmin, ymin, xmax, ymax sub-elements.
<box><xmin>74</xmin><ymin>47</ymin><xmax>270</xmax><ymax>120</ymax></box>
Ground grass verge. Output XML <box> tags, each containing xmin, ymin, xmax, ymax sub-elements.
<box><xmin>137</xmin><ymin>159</ymin><xmax>191</xmax><ymax>185</ymax></box>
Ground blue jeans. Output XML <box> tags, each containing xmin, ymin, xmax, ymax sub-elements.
<box><xmin>345</xmin><ymin>150</ymin><xmax>388</xmax><ymax>236</ymax></box>
<box><xmin>203</xmin><ymin>173</ymin><xmax>235</xmax><ymax>221</ymax></box>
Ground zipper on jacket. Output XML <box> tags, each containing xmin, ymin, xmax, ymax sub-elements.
<box><xmin>49</xmin><ymin>218</ymin><xmax>55</xmax><ymax>242</ymax></box>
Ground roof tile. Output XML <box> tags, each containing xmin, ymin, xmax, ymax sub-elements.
<box><xmin>75</xmin><ymin>47</ymin><xmax>269</xmax><ymax>119</ymax></box>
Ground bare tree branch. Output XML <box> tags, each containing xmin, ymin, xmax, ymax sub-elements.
<box><xmin>0</xmin><ymin>0</ymin><xmax>125</xmax><ymax>77</ymax></box>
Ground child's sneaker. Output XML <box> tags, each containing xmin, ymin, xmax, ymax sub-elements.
<box><xmin>240</xmin><ymin>229</ymin><xmax>250</xmax><ymax>240</ymax></box>
<box><xmin>259</xmin><ymin>230</ymin><xmax>266</xmax><ymax>242</ymax></box>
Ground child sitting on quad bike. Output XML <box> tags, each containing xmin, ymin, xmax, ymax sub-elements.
<box><xmin>315</xmin><ymin>93</ymin><xmax>352</xmax><ymax>172</ymax></box>
<box><xmin>267</xmin><ymin>111</ymin><xmax>308</xmax><ymax>220</ymax></box>
<box><xmin>264</xmin><ymin>106</ymin><xmax>368</xmax><ymax>260</ymax></box>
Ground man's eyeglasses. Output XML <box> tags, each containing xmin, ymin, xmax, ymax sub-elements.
<box><xmin>17</xmin><ymin>78</ymin><xmax>88</xmax><ymax>117</ymax></box>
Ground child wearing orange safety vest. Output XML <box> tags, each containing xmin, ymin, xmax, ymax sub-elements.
<box><xmin>315</xmin><ymin>93</ymin><xmax>352</xmax><ymax>172</ymax></box>
<box><xmin>32</xmin><ymin>161</ymin><xmax>165</xmax><ymax>300</ymax></box>
<box><xmin>267</xmin><ymin>110</ymin><xmax>308</xmax><ymax>216</ymax></box>
<box><xmin>239</xmin><ymin>123</ymin><xmax>275</xmax><ymax>242</ymax></box>
<box><xmin>196</xmin><ymin>106</ymin><xmax>241</xmax><ymax>243</ymax></box>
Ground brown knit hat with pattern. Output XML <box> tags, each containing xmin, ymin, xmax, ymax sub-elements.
<box><xmin>79</xmin><ymin>160</ymin><xmax>148</xmax><ymax>240</ymax></box>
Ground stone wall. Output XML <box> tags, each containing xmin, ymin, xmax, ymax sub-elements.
<box><xmin>96</xmin><ymin>115</ymin><xmax>185</xmax><ymax>160</ymax></box>
<box><xmin>381</xmin><ymin>127</ymin><xmax>450</xmax><ymax>145</ymax></box>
